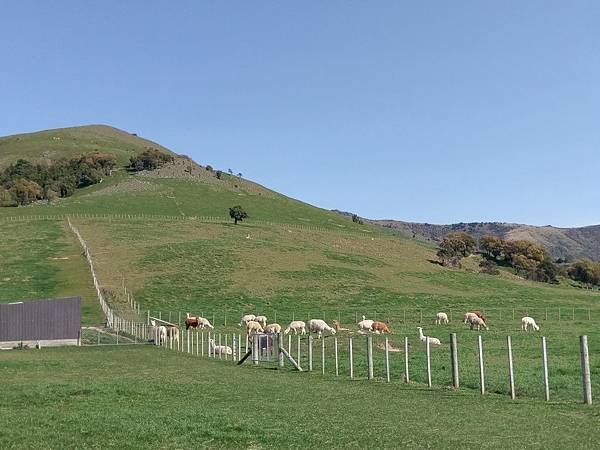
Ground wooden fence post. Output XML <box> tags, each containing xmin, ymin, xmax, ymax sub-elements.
<box><xmin>349</xmin><ymin>338</ymin><xmax>354</xmax><ymax>379</ymax></box>
<box><xmin>478</xmin><ymin>335</ymin><xmax>485</xmax><ymax>395</ymax></box>
<box><xmin>450</xmin><ymin>333</ymin><xmax>459</xmax><ymax>389</ymax></box>
<box><xmin>507</xmin><ymin>336</ymin><xmax>515</xmax><ymax>400</ymax></box>
<box><xmin>321</xmin><ymin>338</ymin><xmax>325</xmax><ymax>375</ymax></box>
<box><xmin>580</xmin><ymin>335</ymin><xmax>593</xmax><ymax>404</ymax></box>
<box><xmin>404</xmin><ymin>336</ymin><xmax>410</xmax><ymax>383</ymax></box>
<box><xmin>385</xmin><ymin>337</ymin><xmax>390</xmax><ymax>382</ymax></box>
<box><xmin>367</xmin><ymin>335</ymin><xmax>374</xmax><ymax>380</ymax></box>
<box><xmin>334</xmin><ymin>337</ymin><xmax>339</xmax><ymax>376</ymax></box>
<box><xmin>426</xmin><ymin>337</ymin><xmax>432</xmax><ymax>387</ymax></box>
<box><xmin>308</xmin><ymin>336</ymin><xmax>313</xmax><ymax>371</ymax></box>
<box><xmin>542</xmin><ymin>336</ymin><xmax>550</xmax><ymax>401</ymax></box>
<box><xmin>297</xmin><ymin>336</ymin><xmax>301</xmax><ymax>364</ymax></box>
<box><xmin>201</xmin><ymin>332</ymin><xmax>204</xmax><ymax>356</ymax></box>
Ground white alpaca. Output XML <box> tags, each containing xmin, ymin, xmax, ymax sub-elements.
<box><xmin>463</xmin><ymin>312</ymin><xmax>478</xmax><ymax>324</ymax></box>
<box><xmin>417</xmin><ymin>327</ymin><xmax>441</xmax><ymax>347</ymax></box>
<box><xmin>246</xmin><ymin>321</ymin><xmax>264</xmax><ymax>334</ymax></box>
<box><xmin>307</xmin><ymin>319</ymin><xmax>336</xmax><ymax>339</ymax></box>
<box><xmin>358</xmin><ymin>315</ymin><xmax>374</xmax><ymax>333</ymax></box>
<box><xmin>239</xmin><ymin>314</ymin><xmax>256</xmax><ymax>327</ymax></box>
<box><xmin>284</xmin><ymin>321</ymin><xmax>306</xmax><ymax>335</ymax></box>
<box><xmin>264</xmin><ymin>323</ymin><xmax>282</xmax><ymax>334</ymax></box>
<box><xmin>209</xmin><ymin>338</ymin><xmax>232</xmax><ymax>355</ymax></box>
<box><xmin>197</xmin><ymin>317</ymin><xmax>214</xmax><ymax>329</ymax></box>
<box><xmin>435</xmin><ymin>312</ymin><xmax>449</xmax><ymax>325</ymax></box>
<box><xmin>467</xmin><ymin>315</ymin><xmax>488</xmax><ymax>331</ymax></box>
<box><xmin>521</xmin><ymin>316</ymin><xmax>540</xmax><ymax>331</ymax></box>
<box><xmin>255</xmin><ymin>315</ymin><xmax>268</xmax><ymax>328</ymax></box>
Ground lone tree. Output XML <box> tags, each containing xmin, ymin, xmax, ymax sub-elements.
<box><xmin>229</xmin><ymin>205</ymin><xmax>248</xmax><ymax>225</ymax></box>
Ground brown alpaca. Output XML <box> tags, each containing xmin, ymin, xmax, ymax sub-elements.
<box><xmin>332</xmin><ymin>320</ymin><xmax>350</xmax><ymax>332</ymax></box>
<box><xmin>371</xmin><ymin>321</ymin><xmax>391</xmax><ymax>334</ymax></box>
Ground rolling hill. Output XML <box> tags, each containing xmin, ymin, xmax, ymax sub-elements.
<box><xmin>0</xmin><ymin>124</ymin><xmax>175</xmax><ymax>168</ymax></box>
<box><xmin>364</xmin><ymin>218</ymin><xmax>600</xmax><ymax>262</ymax></box>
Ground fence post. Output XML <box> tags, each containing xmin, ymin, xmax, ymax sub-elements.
<box><xmin>201</xmin><ymin>332</ymin><xmax>204</xmax><ymax>356</ymax></box>
<box><xmin>542</xmin><ymin>336</ymin><xmax>550</xmax><ymax>402</ymax></box>
<box><xmin>321</xmin><ymin>338</ymin><xmax>325</xmax><ymax>375</ymax></box>
<box><xmin>404</xmin><ymin>336</ymin><xmax>410</xmax><ymax>383</ymax></box>
<box><xmin>426</xmin><ymin>337</ymin><xmax>432</xmax><ymax>387</ymax></box>
<box><xmin>218</xmin><ymin>334</ymin><xmax>222</xmax><ymax>359</ymax></box>
<box><xmin>334</xmin><ymin>337</ymin><xmax>339</xmax><ymax>376</ymax></box>
<box><xmin>507</xmin><ymin>336</ymin><xmax>515</xmax><ymax>400</ymax></box>
<box><xmin>224</xmin><ymin>335</ymin><xmax>228</xmax><ymax>361</ymax></box>
<box><xmin>367</xmin><ymin>335</ymin><xmax>374</xmax><ymax>380</ymax></box>
<box><xmin>478</xmin><ymin>335</ymin><xmax>485</xmax><ymax>395</ymax></box>
<box><xmin>288</xmin><ymin>335</ymin><xmax>291</xmax><ymax>355</ymax></box>
<box><xmin>385</xmin><ymin>337</ymin><xmax>390</xmax><ymax>382</ymax></box>
<box><xmin>297</xmin><ymin>336</ymin><xmax>301</xmax><ymax>364</ymax></box>
<box><xmin>580</xmin><ymin>335</ymin><xmax>593</xmax><ymax>404</ymax></box>
<box><xmin>349</xmin><ymin>337</ymin><xmax>354</xmax><ymax>379</ymax></box>
<box><xmin>308</xmin><ymin>336</ymin><xmax>313</xmax><ymax>371</ymax></box>
<box><xmin>450</xmin><ymin>333</ymin><xmax>459</xmax><ymax>389</ymax></box>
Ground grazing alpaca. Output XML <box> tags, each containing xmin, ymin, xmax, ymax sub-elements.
<box><xmin>472</xmin><ymin>310</ymin><xmax>486</xmax><ymax>323</ymax></box>
<box><xmin>435</xmin><ymin>312</ymin><xmax>449</xmax><ymax>325</ymax></box>
<box><xmin>332</xmin><ymin>320</ymin><xmax>351</xmax><ymax>332</ymax></box>
<box><xmin>417</xmin><ymin>327</ymin><xmax>441</xmax><ymax>347</ymax></box>
<box><xmin>371</xmin><ymin>321</ymin><xmax>391</xmax><ymax>334</ymax></box>
<box><xmin>307</xmin><ymin>319</ymin><xmax>336</xmax><ymax>339</ymax></box>
<box><xmin>246</xmin><ymin>321</ymin><xmax>264</xmax><ymax>334</ymax></box>
<box><xmin>284</xmin><ymin>321</ymin><xmax>306</xmax><ymax>335</ymax></box>
<box><xmin>255</xmin><ymin>315</ymin><xmax>268</xmax><ymax>328</ymax></box>
<box><xmin>264</xmin><ymin>323</ymin><xmax>282</xmax><ymax>334</ymax></box>
<box><xmin>239</xmin><ymin>314</ymin><xmax>256</xmax><ymax>327</ymax></box>
<box><xmin>521</xmin><ymin>316</ymin><xmax>540</xmax><ymax>331</ymax></box>
<box><xmin>467</xmin><ymin>315</ymin><xmax>488</xmax><ymax>331</ymax></box>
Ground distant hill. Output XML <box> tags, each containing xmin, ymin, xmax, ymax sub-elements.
<box><xmin>0</xmin><ymin>124</ymin><xmax>175</xmax><ymax>168</ymax></box>
<box><xmin>367</xmin><ymin>218</ymin><xmax>600</xmax><ymax>262</ymax></box>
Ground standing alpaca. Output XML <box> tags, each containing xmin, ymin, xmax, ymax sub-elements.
<box><xmin>371</xmin><ymin>321</ymin><xmax>391</xmax><ymax>334</ymax></box>
<box><xmin>358</xmin><ymin>315</ymin><xmax>374</xmax><ymax>333</ymax></box>
<box><xmin>284</xmin><ymin>321</ymin><xmax>306</xmax><ymax>335</ymax></box>
<box><xmin>467</xmin><ymin>315</ymin><xmax>488</xmax><ymax>331</ymax></box>
<box><xmin>521</xmin><ymin>316</ymin><xmax>540</xmax><ymax>331</ymax></box>
<box><xmin>435</xmin><ymin>312</ymin><xmax>449</xmax><ymax>325</ymax></box>
<box><xmin>417</xmin><ymin>327</ymin><xmax>442</xmax><ymax>347</ymax></box>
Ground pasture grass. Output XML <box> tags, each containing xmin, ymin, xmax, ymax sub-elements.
<box><xmin>0</xmin><ymin>220</ymin><xmax>103</xmax><ymax>325</ymax></box>
<box><xmin>1</xmin><ymin>345</ymin><xmax>599</xmax><ymax>449</ymax></box>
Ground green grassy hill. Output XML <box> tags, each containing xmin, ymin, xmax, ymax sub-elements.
<box><xmin>0</xmin><ymin>124</ymin><xmax>175</xmax><ymax>168</ymax></box>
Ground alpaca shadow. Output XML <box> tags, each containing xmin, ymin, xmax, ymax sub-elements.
<box><xmin>427</xmin><ymin>259</ymin><xmax>444</xmax><ymax>266</ymax></box>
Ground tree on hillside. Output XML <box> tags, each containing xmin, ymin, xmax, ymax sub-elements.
<box><xmin>129</xmin><ymin>149</ymin><xmax>174</xmax><ymax>171</ymax></box>
<box><xmin>568</xmin><ymin>259</ymin><xmax>600</xmax><ymax>286</ymax></box>
<box><xmin>479</xmin><ymin>235</ymin><xmax>506</xmax><ymax>260</ymax></box>
<box><xmin>479</xmin><ymin>259</ymin><xmax>500</xmax><ymax>275</ymax></box>
<box><xmin>215</xmin><ymin>170</ymin><xmax>222</xmax><ymax>180</ymax></box>
<box><xmin>237</xmin><ymin>172</ymin><xmax>243</xmax><ymax>179</ymax></box>
<box><xmin>351</xmin><ymin>214</ymin><xmax>363</xmax><ymax>225</ymax></box>
<box><xmin>229</xmin><ymin>205</ymin><xmax>248</xmax><ymax>225</ymax></box>
<box><xmin>436</xmin><ymin>232</ymin><xmax>476</xmax><ymax>267</ymax></box>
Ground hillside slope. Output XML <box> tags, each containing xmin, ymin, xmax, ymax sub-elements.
<box><xmin>0</xmin><ymin>124</ymin><xmax>175</xmax><ymax>167</ymax></box>
<box><xmin>370</xmin><ymin>219</ymin><xmax>600</xmax><ymax>262</ymax></box>
<box><xmin>1</xmin><ymin>125</ymin><xmax>599</xmax><ymax>327</ymax></box>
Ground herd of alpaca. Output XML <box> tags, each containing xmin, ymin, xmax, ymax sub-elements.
<box><xmin>152</xmin><ymin>310</ymin><xmax>542</xmax><ymax>348</ymax></box>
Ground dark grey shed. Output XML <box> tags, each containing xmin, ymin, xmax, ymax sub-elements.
<box><xmin>0</xmin><ymin>296</ymin><xmax>81</xmax><ymax>346</ymax></box>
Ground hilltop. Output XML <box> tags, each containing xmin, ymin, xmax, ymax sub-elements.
<box><xmin>0</xmin><ymin>124</ymin><xmax>175</xmax><ymax>168</ymax></box>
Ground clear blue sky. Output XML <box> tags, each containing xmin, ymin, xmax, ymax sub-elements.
<box><xmin>2</xmin><ymin>1</ymin><xmax>598</xmax><ymax>227</ymax></box>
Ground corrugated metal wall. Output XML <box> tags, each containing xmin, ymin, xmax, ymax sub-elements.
<box><xmin>0</xmin><ymin>297</ymin><xmax>81</xmax><ymax>342</ymax></box>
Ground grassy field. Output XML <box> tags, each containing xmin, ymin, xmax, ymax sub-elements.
<box><xmin>1</xmin><ymin>345</ymin><xmax>599</xmax><ymax>449</ymax></box>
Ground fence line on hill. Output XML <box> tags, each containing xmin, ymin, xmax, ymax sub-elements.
<box><xmin>1</xmin><ymin>212</ymin><xmax>375</xmax><ymax>236</ymax></box>
<box><xmin>67</xmin><ymin>219</ymin><xmax>151</xmax><ymax>343</ymax></box>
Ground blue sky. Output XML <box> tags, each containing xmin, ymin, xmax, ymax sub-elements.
<box><xmin>1</xmin><ymin>1</ymin><xmax>598</xmax><ymax>227</ymax></box>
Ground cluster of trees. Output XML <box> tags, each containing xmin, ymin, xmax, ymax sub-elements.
<box><xmin>568</xmin><ymin>259</ymin><xmax>600</xmax><ymax>287</ymax></box>
<box><xmin>128</xmin><ymin>148</ymin><xmax>174</xmax><ymax>171</ymax></box>
<box><xmin>0</xmin><ymin>153</ymin><xmax>117</xmax><ymax>206</ymax></box>
<box><xmin>437</xmin><ymin>233</ymin><xmax>559</xmax><ymax>283</ymax></box>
